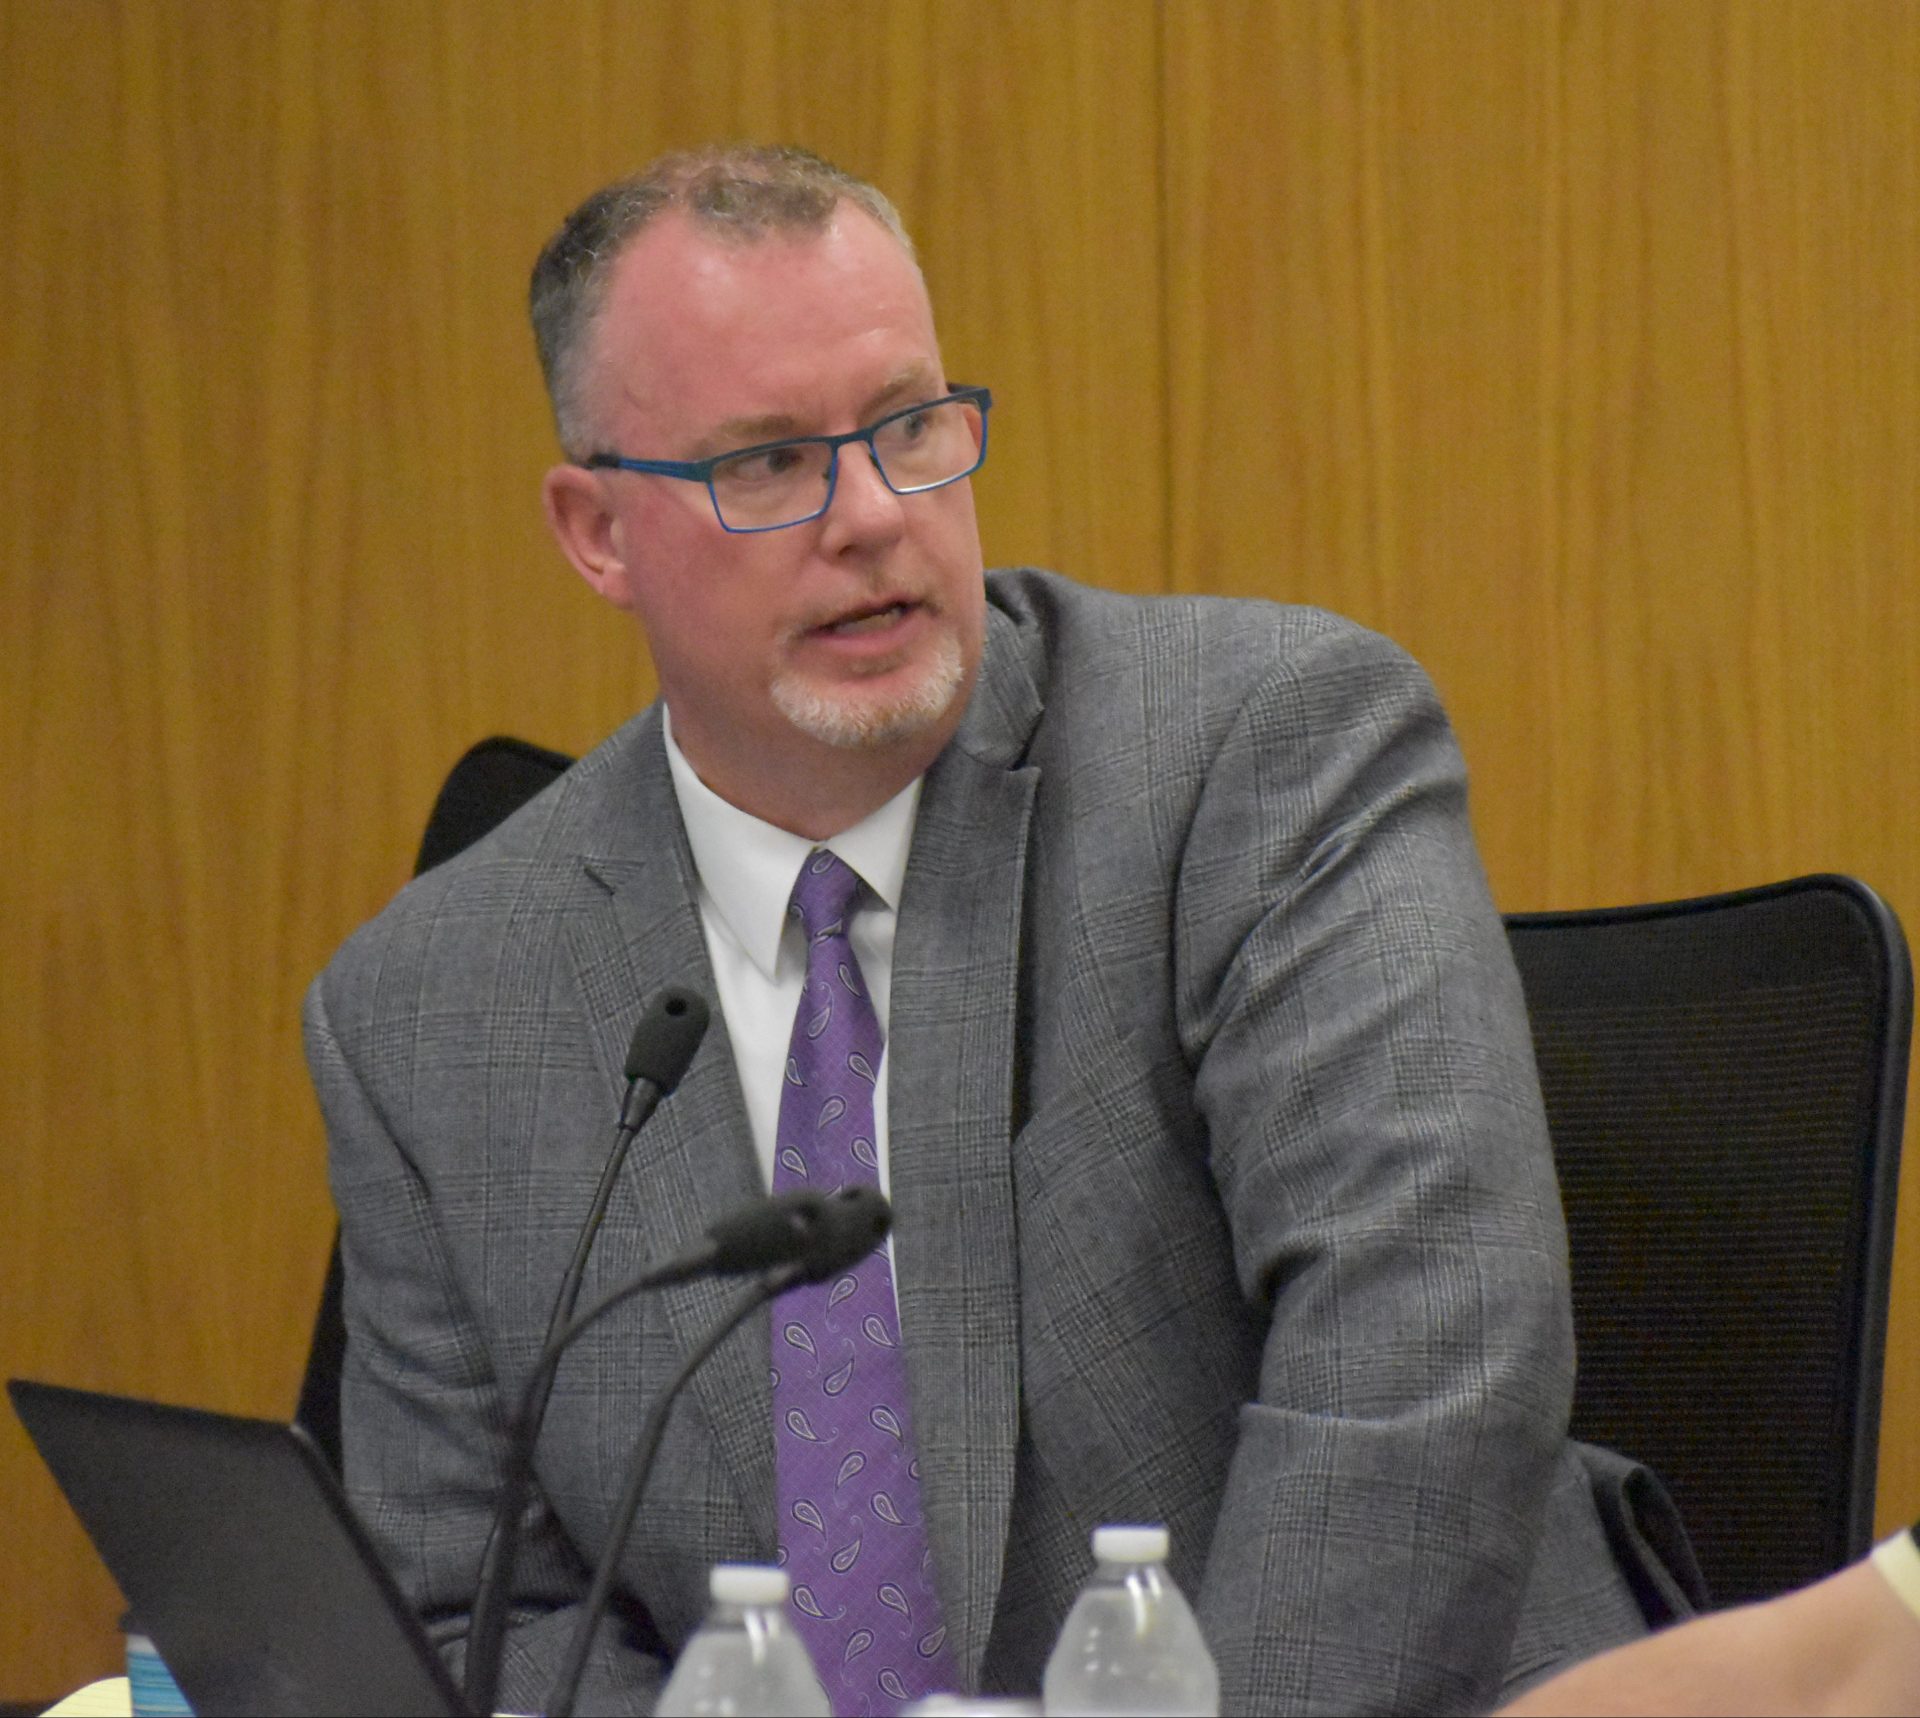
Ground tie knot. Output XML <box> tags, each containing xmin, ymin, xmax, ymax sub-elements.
<box><xmin>788</xmin><ymin>849</ymin><xmax>864</xmax><ymax>942</ymax></box>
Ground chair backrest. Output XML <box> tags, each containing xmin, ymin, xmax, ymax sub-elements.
<box><xmin>295</xmin><ymin>737</ymin><xmax>575</xmax><ymax>1473</ymax></box>
<box><xmin>1505</xmin><ymin>874</ymin><xmax>1912</xmax><ymax>1607</ymax></box>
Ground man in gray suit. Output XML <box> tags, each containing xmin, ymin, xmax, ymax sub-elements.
<box><xmin>306</xmin><ymin>146</ymin><xmax>1651</xmax><ymax>1715</ymax></box>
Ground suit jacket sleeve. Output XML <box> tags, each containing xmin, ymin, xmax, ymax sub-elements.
<box><xmin>1175</xmin><ymin>618</ymin><xmax>1573</xmax><ymax>1712</ymax></box>
<box><xmin>305</xmin><ymin>965</ymin><xmax>666</xmax><ymax>1717</ymax></box>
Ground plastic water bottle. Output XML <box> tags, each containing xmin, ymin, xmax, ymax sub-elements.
<box><xmin>1042</xmin><ymin>1525</ymin><xmax>1219</xmax><ymax>1717</ymax></box>
<box><xmin>655</xmin><ymin>1564</ymin><xmax>831</xmax><ymax>1717</ymax></box>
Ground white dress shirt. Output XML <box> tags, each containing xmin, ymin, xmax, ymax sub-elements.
<box><xmin>661</xmin><ymin>712</ymin><xmax>922</xmax><ymax>1201</ymax></box>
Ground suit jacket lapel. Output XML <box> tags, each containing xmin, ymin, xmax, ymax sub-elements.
<box><xmin>890</xmin><ymin>606</ymin><xmax>1043</xmax><ymax>1687</ymax></box>
<box><xmin>561</xmin><ymin>715</ymin><xmax>778</xmax><ymax>1550</ymax></box>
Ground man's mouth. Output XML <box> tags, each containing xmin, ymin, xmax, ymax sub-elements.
<box><xmin>813</xmin><ymin>600</ymin><xmax>918</xmax><ymax>637</ymax></box>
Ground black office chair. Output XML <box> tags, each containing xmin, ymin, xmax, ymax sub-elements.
<box><xmin>295</xmin><ymin>737</ymin><xmax>576</xmax><ymax>1473</ymax></box>
<box><xmin>1505</xmin><ymin>874</ymin><xmax>1912</xmax><ymax>1607</ymax></box>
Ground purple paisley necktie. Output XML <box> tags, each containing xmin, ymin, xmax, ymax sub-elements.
<box><xmin>771</xmin><ymin>849</ymin><xmax>955</xmax><ymax>1716</ymax></box>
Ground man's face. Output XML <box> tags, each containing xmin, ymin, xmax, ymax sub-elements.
<box><xmin>544</xmin><ymin>206</ymin><xmax>988</xmax><ymax>822</ymax></box>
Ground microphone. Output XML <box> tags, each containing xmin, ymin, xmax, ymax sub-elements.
<box><xmin>463</xmin><ymin>986</ymin><xmax>708</xmax><ymax>1716</ymax></box>
<box><xmin>618</xmin><ymin>986</ymin><xmax>709</xmax><ymax>1130</ymax></box>
<box><xmin>767</xmin><ymin>1181</ymin><xmax>890</xmax><ymax>1280</ymax></box>
<box><xmin>639</xmin><ymin>1181</ymin><xmax>891</xmax><ymax>1285</ymax></box>
<box><xmin>463</xmin><ymin>1183</ymin><xmax>888</xmax><ymax>1717</ymax></box>
<box><xmin>544</xmin><ymin>1187</ymin><xmax>893</xmax><ymax>1717</ymax></box>
<box><xmin>549</xmin><ymin>987</ymin><xmax>710</xmax><ymax>1352</ymax></box>
<box><xmin>541</xmin><ymin>1188</ymin><xmax>894</xmax><ymax>1425</ymax></box>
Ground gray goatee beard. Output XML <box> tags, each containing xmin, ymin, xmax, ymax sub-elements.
<box><xmin>769</xmin><ymin>631</ymin><xmax>966</xmax><ymax>750</ymax></box>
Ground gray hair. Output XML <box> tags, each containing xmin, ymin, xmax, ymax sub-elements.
<box><xmin>529</xmin><ymin>144</ymin><xmax>918</xmax><ymax>455</ymax></box>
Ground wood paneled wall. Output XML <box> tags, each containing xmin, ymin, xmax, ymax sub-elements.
<box><xmin>3</xmin><ymin>0</ymin><xmax>1914</xmax><ymax>1696</ymax></box>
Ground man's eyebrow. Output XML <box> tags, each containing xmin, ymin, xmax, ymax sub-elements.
<box><xmin>694</xmin><ymin>367</ymin><xmax>947</xmax><ymax>457</ymax></box>
<box><xmin>857</xmin><ymin>365</ymin><xmax>945</xmax><ymax>420</ymax></box>
<box><xmin>697</xmin><ymin>412</ymin><xmax>805</xmax><ymax>455</ymax></box>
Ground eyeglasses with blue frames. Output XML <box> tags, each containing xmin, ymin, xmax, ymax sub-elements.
<box><xmin>582</xmin><ymin>385</ymin><xmax>992</xmax><ymax>534</ymax></box>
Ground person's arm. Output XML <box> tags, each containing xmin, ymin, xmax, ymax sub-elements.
<box><xmin>1500</xmin><ymin>1537</ymin><xmax>1920</xmax><ymax>1717</ymax></box>
<box><xmin>1177</xmin><ymin>618</ymin><xmax>1579</xmax><ymax>1713</ymax></box>
<box><xmin>305</xmin><ymin>965</ymin><xmax>666</xmax><ymax>1717</ymax></box>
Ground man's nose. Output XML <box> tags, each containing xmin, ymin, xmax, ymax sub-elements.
<box><xmin>820</xmin><ymin>441</ymin><xmax>907</xmax><ymax>545</ymax></box>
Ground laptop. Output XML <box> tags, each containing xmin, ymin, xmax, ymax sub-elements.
<box><xmin>9</xmin><ymin>1377</ymin><xmax>468</xmax><ymax>1717</ymax></box>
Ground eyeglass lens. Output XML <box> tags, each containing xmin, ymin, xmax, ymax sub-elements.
<box><xmin>708</xmin><ymin>396</ymin><xmax>984</xmax><ymax>529</ymax></box>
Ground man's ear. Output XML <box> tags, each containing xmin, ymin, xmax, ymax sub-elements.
<box><xmin>543</xmin><ymin>463</ymin><xmax>638</xmax><ymax>610</ymax></box>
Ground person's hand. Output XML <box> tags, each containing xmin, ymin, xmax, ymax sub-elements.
<box><xmin>1499</xmin><ymin>1557</ymin><xmax>1920</xmax><ymax>1717</ymax></box>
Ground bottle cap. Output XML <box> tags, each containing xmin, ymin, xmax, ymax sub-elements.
<box><xmin>710</xmin><ymin>1563</ymin><xmax>791</xmax><ymax>1607</ymax></box>
<box><xmin>1092</xmin><ymin>1523</ymin><xmax>1170</xmax><ymax>1564</ymax></box>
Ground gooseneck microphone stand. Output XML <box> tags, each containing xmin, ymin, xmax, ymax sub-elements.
<box><xmin>542</xmin><ymin>1185</ymin><xmax>892</xmax><ymax>1718</ymax></box>
<box><xmin>462</xmin><ymin>1187</ymin><xmax>886</xmax><ymax>1718</ymax></box>
<box><xmin>462</xmin><ymin>987</ymin><xmax>708</xmax><ymax>1715</ymax></box>
<box><xmin>542</xmin><ymin>1270</ymin><xmax>797</xmax><ymax>1718</ymax></box>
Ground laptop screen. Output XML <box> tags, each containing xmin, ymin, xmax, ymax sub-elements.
<box><xmin>9</xmin><ymin>1378</ymin><xmax>466</xmax><ymax>1718</ymax></box>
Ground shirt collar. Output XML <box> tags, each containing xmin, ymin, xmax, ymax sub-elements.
<box><xmin>662</xmin><ymin>708</ymin><xmax>922</xmax><ymax>982</ymax></box>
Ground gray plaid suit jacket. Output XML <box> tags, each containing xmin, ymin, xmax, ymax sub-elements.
<box><xmin>306</xmin><ymin>568</ymin><xmax>1647</xmax><ymax>1716</ymax></box>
